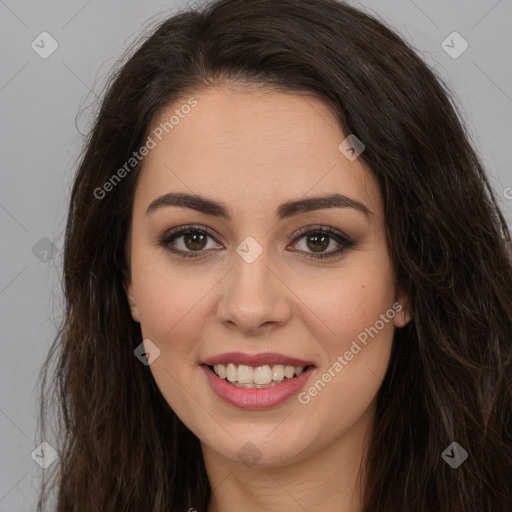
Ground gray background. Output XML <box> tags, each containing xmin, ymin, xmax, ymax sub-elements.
<box><xmin>1</xmin><ymin>0</ymin><xmax>511</xmax><ymax>510</ymax></box>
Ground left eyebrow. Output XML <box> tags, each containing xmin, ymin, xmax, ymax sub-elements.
<box><xmin>145</xmin><ymin>192</ymin><xmax>373</xmax><ymax>221</ymax></box>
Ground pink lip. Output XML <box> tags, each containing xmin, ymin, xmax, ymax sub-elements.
<box><xmin>202</xmin><ymin>351</ymin><xmax>314</xmax><ymax>367</ymax></box>
<box><xmin>201</xmin><ymin>364</ymin><xmax>316</xmax><ymax>409</ymax></box>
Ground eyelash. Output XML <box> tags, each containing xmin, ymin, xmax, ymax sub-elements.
<box><xmin>157</xmin><ymin>224</ymin><xmax>355</xmax><ymax>261</ymax></box>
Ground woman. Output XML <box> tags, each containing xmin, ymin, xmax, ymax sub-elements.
<box><xmin>36</xmin><ymin>0</ymin><xmax>512</xmax><ymax>510</ymax></box>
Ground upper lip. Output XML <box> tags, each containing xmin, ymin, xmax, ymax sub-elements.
<box><xmin>202</xmin><ymin>351</ymin><xmax>315</xmax><ymax>368</ymax></box>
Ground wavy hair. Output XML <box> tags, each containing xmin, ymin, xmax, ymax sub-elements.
<box><xmin>37</xmin><ymin>0</ymin><xmax>512</xmax><ymax>510</ymax></box>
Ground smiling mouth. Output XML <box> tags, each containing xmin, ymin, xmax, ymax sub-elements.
<box><xmin>205</xmin><ymin>363</ymin><xmax>315</xmax><ymax>388</ymax></box>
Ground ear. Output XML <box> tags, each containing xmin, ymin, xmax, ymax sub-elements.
<box><xmin>393</xmin><ymin>290</ymin><xmax>411</xmax><ymax>328</ymax></box>
<box><xmin>123</xmin><ymin>279</ymin><xmax>141</xmax><ymax>323</ymax></box>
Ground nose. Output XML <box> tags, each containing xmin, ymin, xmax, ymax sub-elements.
<box><xmin>216</xmin><ymin>247</ymin><xmax>292</xmax><ymax>334</ymax></box>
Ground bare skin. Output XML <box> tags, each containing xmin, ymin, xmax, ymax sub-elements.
<box><xmin>124</xmin><ymin>84</ymin><xmax>411</xmax><ymax>512</ymax></box>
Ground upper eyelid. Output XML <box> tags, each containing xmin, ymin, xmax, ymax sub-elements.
<box><xmin>160</xmin><ymin>224</ymin><xmax>353</xmax><ymax>248</ymax></box>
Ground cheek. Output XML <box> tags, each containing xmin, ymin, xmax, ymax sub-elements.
<box><xmin>299</xmin><ymin>256</ymin><xmax>396</xmax><ymax>349</ymax></box>
<box><xmin>295</xmin><ymin>251</ymin><xmax>396</xmax><ymax>406</ymax></box>
<box><xmin>299</xmin><ymin>304</ymin><xmax>395</xmax><ymax>430</ymax></box>
<box><xmin>130</xmin><ymin>244</ymin><xmax>214</xmax><ymax>342</ymax></box>
<box><xmin>130</xmin><ymin>255</ymin><xmax>213</xmax><ymax>418</ymax></box>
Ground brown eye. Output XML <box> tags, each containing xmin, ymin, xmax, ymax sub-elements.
<box><xmin>304</xmin><ymin>233</ymin><xmax>331</xmax><ymax>253</ymax></box>
<box><xmin>181</xmin><ymin>231</ymin><xmax>208</xmax><ymax>251</ymax></box>
<box><xmin>158</xmin><ymin>225</ymin><xmax>222</xmax><ymax>257</ymax></box>
<box><xmin>290</xmin><ymin>226</ymin><xmax>355</xmax><ymax>260</ymax></box>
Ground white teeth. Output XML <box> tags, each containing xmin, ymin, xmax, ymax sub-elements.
<box><xmin>295</xmin><ymin>366</ymin><xmax>304</xmax><ymax>376</ymax></box>
<box><xmin>284</xmin><ymin>365</ymin><xmax>295</xmax><ymax>379</ymax></box>
<box><xmin>237</xmin><ymin>365</ymin><xmax>254</xmax><ymax>384</ymax></box>
<box><xmin>272</xmin><ymin>365</ymin><xmax>285</xmax><ymax>381</ymax></box>
<box><xmin>211</xmin><ymin>363</ymin><xmax>309</xmax><ymax>386</ymax></box>
<box><xmin>226</xmin><ymin>363</ymin><xmax>237</xmax><ymax>382</ymax></box>
<box><xmin>217</xmin><ymin>363</ymin><xmax>227</xmax><ymax>379</ymax></box>
<box><xmin>253</xmin><ymin>365</ymin><xmax>273</xmax><ymax>385</ymax></box>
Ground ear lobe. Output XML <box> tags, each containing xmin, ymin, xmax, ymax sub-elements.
<box><xmin>123</xmin><ymin>280</ymin><xmax>141</xmax><ymax>323</ymax></box>
<box><xmin>394</xmin><ymin>292</ymin><xmax>411</xmax><ymax>328</ymax></box>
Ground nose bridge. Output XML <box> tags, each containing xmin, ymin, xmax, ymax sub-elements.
<box><xmin>217</xmin><ymin>236</ymin><xmax>291</xmax><ymax>331</ymax></box>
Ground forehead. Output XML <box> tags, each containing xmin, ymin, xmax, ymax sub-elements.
<box><xmin>134</xmin><ymin>86</ymin><xmax>381</xmax><ymax>221</ymax></box>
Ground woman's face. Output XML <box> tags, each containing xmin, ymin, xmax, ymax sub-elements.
<box><xmin>125</xmin><ymin>85</ymin><xmax>410</xmax><ymax>467</ymax></box>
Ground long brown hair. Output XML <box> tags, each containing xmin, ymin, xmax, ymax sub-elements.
<box><xmin>37</xmin><ymin>0</ymin><xmax>512</xmax><ymax>510</ymax></box>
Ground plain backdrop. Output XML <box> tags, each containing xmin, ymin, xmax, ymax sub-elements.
<box><xmin>1</xmin><ymin>0</ymin><xmax>511</xmax><ymax>509</ymax></box>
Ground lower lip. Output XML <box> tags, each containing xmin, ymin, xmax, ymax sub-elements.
<box><xmin>201</xmin><ymin>365</ymin><xmax>315</xmax><ymax>409</ymax></box>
